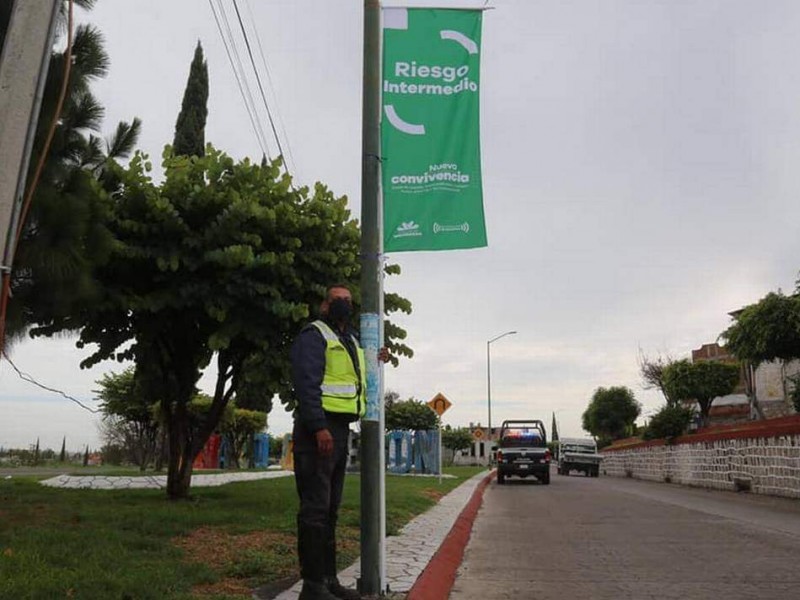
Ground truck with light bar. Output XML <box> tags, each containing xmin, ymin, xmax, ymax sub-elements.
<box><xmin>495</xmin><ymin>419</ymin><xmax>551</xmax><ymax>485</ymax></box>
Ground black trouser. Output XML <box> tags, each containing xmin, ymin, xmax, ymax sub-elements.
<box><xmin>294</xmin><ymin>428</ymin><xmax>349</xmax><ymax>583</ymax></box>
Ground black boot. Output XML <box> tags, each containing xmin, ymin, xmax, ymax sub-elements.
<box><xmin>299</xmin><ymin>580</ymin><xmax>338</xmax><ymax>600</ymax></box>
<box><xmin>326</xmin><ymin>577</ymin><xmax>361</xmax><ymax>600</ymax></box>
<box><xmin>298</xmin><ymin>522</ymin><xmax>336</xmax><ymax>599</ymax></box>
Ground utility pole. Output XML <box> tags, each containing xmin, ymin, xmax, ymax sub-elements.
<box><xmin>359</xmin><ymin>0</ymin><xmax>384</xmax><ymax>596</ymax></box>
<box><xmin>0</xmin><ymin>0</ymin><xmax>60</xmax><ymax>280</ymax></box>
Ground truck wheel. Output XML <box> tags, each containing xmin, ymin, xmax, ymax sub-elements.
<box><xmin>542</xmin><ymin>472</ymin><xmax>550</xmax><ymax>485</ymax></box>
<box><xmin>497</xmin><ymin>472</ymin><xmax>505</xmax><ymax>485</ymax></box>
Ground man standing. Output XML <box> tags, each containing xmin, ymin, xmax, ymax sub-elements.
<box><xmin>290</xmin><ymin>284</ymin><xmax>385</xmax><ymax>600</ymax></box>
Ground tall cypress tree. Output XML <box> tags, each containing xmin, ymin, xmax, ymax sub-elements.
<box><xmin>173</xmin><ymin>41</ymin><xmax>209</xmax><ymax>157</ymax></box>
<box><xmin>59</xmin><ymin>436</ymin><xmax>66</xmax><ymax>462</ymax></box>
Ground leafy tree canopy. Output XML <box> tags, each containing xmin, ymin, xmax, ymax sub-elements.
<box><xmin>442</xmin><ymin>427</ymin><xmax>473</xmax><ymax>453</ymax></box>
<box><xmin>581</xmin><ymin>386</ymin><xmax>641</xmax><ymax>446</ymax></box>
<box><xmin>661</xmin><ymin>359</ymin><xmax>740</xmax><ymax>424</ymax></box>
<box><xmin>721</xmin><ymin>291</ymin><xmax>800</xmax><ymax>365</ymax></box>
<box><xmin>386</xmin><ymin>397</ymin><xmax>439</xmax><ymax>431</ymax></box>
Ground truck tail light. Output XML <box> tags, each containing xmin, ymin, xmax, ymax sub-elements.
<box><xmin>545</xmin><ymin>449</ymin><xmax>551</xmax><ymax>462</ymax></box>
<box><xmin>497</xmin><ymin>451</ymin><xmax>503</xmax><ymax>462</ymax></box>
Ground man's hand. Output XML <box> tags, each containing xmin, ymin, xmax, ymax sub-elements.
<box><xmin>378</xmin><ymin>347</ymin><xmax>391</xmax><ymax>364</ymax></box>
<box><xmin>315</xmin><ymin>428</ymin><xmax>334</xmax><ymax>457</ymax></box>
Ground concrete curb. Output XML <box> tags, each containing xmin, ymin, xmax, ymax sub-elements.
<box><xmin>406</xmin><ymin>469</ymin><xmax>495</xmax><ymax>600</ymax></box>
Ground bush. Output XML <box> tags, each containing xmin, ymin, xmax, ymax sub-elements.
<box><xmin>789</xmin><ymin>374</ymin><xmax>800</xmax><ymax>413</ymax></box>
<box><xmin>643</xmin><ymin>405</ymin><xmax>694</xmax><ymax>442</ymax></box>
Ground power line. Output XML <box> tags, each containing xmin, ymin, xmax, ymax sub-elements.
<box><xmin>243</xmin><ymin>0</ymin><xmax>297</xmax><ymax>175</ymax></box>
<box><xmin>230</xmin><ymin>0</ymin><xmax>291</xmax><ymax>180</ymax></box>
<box><xmin>2</xmin><ymin>351</ymin><xmax>100</xmax><ymax>414</ymax></box>
<box><xmin>207</xmin><ymin>0</ymin><xmax>271</xmax><ymax>160</ymax></box>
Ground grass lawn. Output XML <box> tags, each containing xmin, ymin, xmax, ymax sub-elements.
<box><xmin>0</xmin><ymin>466</ymin><xmax>485</xmax><ymax>599</ymax></box>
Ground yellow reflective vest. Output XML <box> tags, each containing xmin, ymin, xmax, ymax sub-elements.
<box><xmin>311</xmin><ymin>320</ymin><xmax>367</xmax><ymax>417</ymax></box>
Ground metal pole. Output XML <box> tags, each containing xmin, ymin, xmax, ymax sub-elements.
<box><xmin>487</xmin><ymin>340</ymin><xmax>491</xmax><ymax>438</ymax></box>
<box><xmin>486</xmin><ymin>331</ymin><xmax>517</xmax><ymax>441</ymax></box>
<box><xmin>0</xmin><ymin>0</ymin><xmax>60</xmax><ymax>273</ymax></box>
<box><xmin>359</xmin><ymin>0</ymin><xmax>383</xmax><ymax>595</ymax></box>
<box><xmin>438</xmin><ymin>421</ymin><xmax>442</xmax><ymax>485</ymax></box>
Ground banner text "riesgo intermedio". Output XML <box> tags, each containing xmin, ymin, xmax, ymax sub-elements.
<box><xmin>384</xmin><ymin>61</ymin><xmax>478</xmax><ymax>95</ymax></box>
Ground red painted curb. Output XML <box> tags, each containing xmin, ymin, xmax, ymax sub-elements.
<box><xmin>406</xmin><ymin>470</ymin><xmax>496</xmax><ymax>600</ymax></box>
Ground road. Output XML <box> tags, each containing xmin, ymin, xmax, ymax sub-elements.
<box><xmin>451</xmin><ymin>468</ymin><xmax>800</xmax><ymax>600</ymax></box>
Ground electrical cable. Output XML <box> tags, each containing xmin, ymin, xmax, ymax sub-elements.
<box><xmin>2</xmin><ymin>350</ymin><xmax>100</xmax><ymax>414</ymax></box>
<box><xmin>207</xmin><ymin>0</ymin><xmax>271</xmax><ymax>160</ymax></box>
<box><xmin>231</xmin><ymin>0</ymin><xmax>291</xmax><ymax>180</ymax></box>
<box><xmin>243</xmin><ymin>0</ymin><xmax>297</xmax><ymax>175</ymax></box>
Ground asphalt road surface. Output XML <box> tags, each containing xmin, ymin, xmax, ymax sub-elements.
<box><xmin>451</xmin><ymin>468</ymin><xmax>800</xmax><ymax>600</ymax></box>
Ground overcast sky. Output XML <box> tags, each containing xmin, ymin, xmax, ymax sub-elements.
<box><xmin>3</xmin><ymin>0</ymin><xmax>800</xmax><ymax>452</ymax></box>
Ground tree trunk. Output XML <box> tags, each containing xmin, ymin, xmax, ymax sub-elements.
<box><xmin>166</xmin><ymin>411</ymin><xmax>194</xmax><ymax>500</ymax></box>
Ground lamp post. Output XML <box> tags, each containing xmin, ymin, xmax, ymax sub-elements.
<box><xmin>487</xmin><ymin>330</ymin><xmax>517</xmax><ymax>439</ymax></box>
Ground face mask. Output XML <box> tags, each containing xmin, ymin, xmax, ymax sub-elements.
<box><xmin>328</xmin><ymin>298</ymin><xmax>352</xmax><ymax>323</ymax></box>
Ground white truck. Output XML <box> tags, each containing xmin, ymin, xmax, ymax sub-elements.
<box><xmin>557</xmin><ymin>437</ymin><xmax>602</xmax><ymax>477</ymax></box>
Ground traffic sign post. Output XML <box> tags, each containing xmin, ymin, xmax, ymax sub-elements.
<box><xmin>427</xmin><ymin>393</ymin><xmax>452</xmax><ymax>484</ymax></box>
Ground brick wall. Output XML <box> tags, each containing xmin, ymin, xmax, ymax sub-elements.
<box><xmin>602</xmin><ymin>417</ymin><xmax>800</xmax><ymax>499</ymax></box>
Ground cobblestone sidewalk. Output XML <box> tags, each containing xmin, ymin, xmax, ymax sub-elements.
<box><xmin>266</xmin><ymin>470</ymin><xmax>488</xmax><ymax>600</ymax></box>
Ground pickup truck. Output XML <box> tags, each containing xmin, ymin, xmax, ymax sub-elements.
<box><xmin>557</xmin><ymin>437</ymin><xmax>602</xmax><ymax>477</ymax></box>
<box><xmin>496</xmin><ymin>419</ymin><xmax>551</xmax><ymax>485</ymax></box>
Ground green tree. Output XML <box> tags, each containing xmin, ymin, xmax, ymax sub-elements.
<box><xmin>662</xmin><ymin>359</ymin><xmax>740</xmax><ymax>427</ymax></box>
<box><xmin>721</xmin><ymin>291</ymin><xmax>800</xmax><ymax>365</ymax></box>
<box><xmin>64</xmin><ymin>147</ymin><xmax>377</xmax><ymax>498</ymax></box>
<box><xmin>223</xmin><ymin>405</ymin><xmax>267</xmax><ymax>469</ymax></box>
<box><xmin>441</xmin><ymin>427</ymin><xmax>473</xmax><ymax>453</ymax></box>
<box><xmin>95</xmin><ymin>368</ymin><xmax>160</xmax><ymax>471</ymax></box>
<box><xmin>642</xmin><ymin>404</ymin><xmax>694</xmax><ymax>442</ymax></box>
<box><xmin>269</xmin><ymin>434</ymin><xmax>284</xmax><ymax>460</ymax></box>
<box><xmin>59</xmin><ymin>436</ymin><xmax>66</xmax><ymax>462</ymax></box>
<box><xmin>33</xmin><ymin>438</ymin><xmax>40</xmax><ymax>465</ymax></box>
<box><xmin>386</xmin><ymin>398</ymin><xmax>439</xmax><ymax>431</ymax></box>
<box><xmin>721</xmin><ymin>291</ymin><xmax>800</xmax><ymax>411</ymax></box>
<box><xmin>172</xmin><ymin>41</ymin><xmax>208</xmax><ymax>158</ymax></box>
<box><xmin>6</xmin><ymin>0</ymin><xmax>141</xmax><ymax>344</ymax></box>
<box><xmin>581</xmin><ymin>386</ymin><xmax>641</xmax><ymax>447</ymax></box>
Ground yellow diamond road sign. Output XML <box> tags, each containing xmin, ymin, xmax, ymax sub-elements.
<box><xmin>472</xmin><ymin>428</ymin><xmax>484</xmax><ymax>441</ymax></box>
<box><xmin>427</xmin><ymin>392</ymin><xmax>452</xmax><ymax>417</ymax></box>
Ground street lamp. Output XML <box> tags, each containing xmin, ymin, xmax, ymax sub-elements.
<box><xmin>487</xmin><ymin>330</ymin><xmax>517</xmax><ymax>439</ymax></box>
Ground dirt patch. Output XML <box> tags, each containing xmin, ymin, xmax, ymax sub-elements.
<box><xmin>191</xmin><ymin>578</ymin><xmax>252</xmax><ymax>597</ymax></box>
<box><xmin>174</xmin><ymin>527</ymin><xmax>298</xmax><ymax>596</ymax></box>
<box><xmin>421</xmin><ymin>489</ymin><xmax>446</xmax><ymax>502</ymax></box>
<box><xmin>173</xmin><ymin>527</ymin><xmax>295</xmax><ymax>571</ymax></box>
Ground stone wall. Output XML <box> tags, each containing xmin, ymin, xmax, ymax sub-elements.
<box><xmin>602</xmin><ymin>417</ymin><xmax>800</xmax><ymax>499</ymax></box>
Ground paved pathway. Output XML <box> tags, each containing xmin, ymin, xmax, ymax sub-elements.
<box><xmin>269</xmin><ymin>470</ymin><xmax>488</xmax><ymax>599</ymax></box>
<box><xmin>451</xmin><ymin>468</ymin><xmax>800</xmax><ymax>600</ymax></box>
<box><xmin>39</xmin><ymin>470</ymin><xmax>293</xmax><ymax>490</ymax></box>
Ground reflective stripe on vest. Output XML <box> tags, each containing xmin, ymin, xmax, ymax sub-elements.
<box><xmin>311</xmin><ymin>320</ymin><xmax>366</xmax><ymax>417</ymax></box>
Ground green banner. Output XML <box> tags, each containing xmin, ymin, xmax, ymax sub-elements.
<box><xmin>381</xmin><ymin>8</ymin><xmax>487</xmax><ymax>252</ymax></box>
